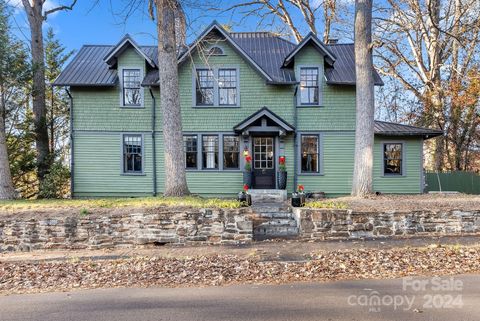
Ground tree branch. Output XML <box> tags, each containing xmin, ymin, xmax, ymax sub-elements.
<box><xmin>43</xmin><ymin>0</ymin><xmax>78</xmax><ymax>20</ymax></box>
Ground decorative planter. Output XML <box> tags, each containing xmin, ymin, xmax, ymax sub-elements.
<box><xmin>291</xmin><ymin>193</ymin><xmax>305</xmax><ymax>207</ymax></box>
<box><xmin>238</xmin><ymin>192</ymin><xmax>252</xmax><ymax>207</ymax></box>
<box><xmin>277</xmin><ymin>171</ymin><xmax>287</xmax><ymax>189</ymax></box>
<box><xmin>243</xmin><ymin>171</ymin><xmax>253</xmax><ymax>188</ymax></box>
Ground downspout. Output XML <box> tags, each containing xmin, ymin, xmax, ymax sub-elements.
<box><xmin>65</xmin><ymin>88</ymin><xmax>74</xmax><ymax>198</ymax></box>
<box><xmin>149</xmin><ymin>87</ymin><xmax>157</xmax><ymax>196</ymax></box>
<box><xmin>293</xmin><ymin>85</ymin><xmax>299</xmax><ymax>194</ymax></box>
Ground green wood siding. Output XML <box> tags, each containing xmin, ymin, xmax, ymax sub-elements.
<box><xmin>373</xmin><ymin>137</ymin><xmax>423</xmax><ymax>194</ymax></box>
<box><xmin>70</xmin><ymin>39</ymin><xmax>425</xmax><ymax>197</ymax></box>
<box><xmin>178</xmin><ymin>40</ymin><xmax>295</xmax><ymax>131</ymax></box>
<box><xmin>294</xmin><ymin>45</ymin><xmax>356</xmax><ymax>131</ymax></box>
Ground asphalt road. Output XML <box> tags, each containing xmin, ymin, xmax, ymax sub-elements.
<box><xmin>1</xmin><ymin>275</ymin><xmax>479</xmax><ymax>321</ymax></box>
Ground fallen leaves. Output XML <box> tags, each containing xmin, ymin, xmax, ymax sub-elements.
<box><xmin>1</xmin><ymin>246</ymin><xmax>479</xmax><ymax>295</ymax></box>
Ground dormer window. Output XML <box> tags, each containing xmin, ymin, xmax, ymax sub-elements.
<box><xmin>208</xmin><ymin>46</ymin><xmax>224</xmax><ymax>56</ymax></box>
<box><xmin>299</xmin><ymin>67</ymin><xmax>319</xmax><ymax>105</ymax></box>
<box><xmin>122</xmin><ymin>68</ymin><xmax>142</xmax><ymax>107</ymax></box>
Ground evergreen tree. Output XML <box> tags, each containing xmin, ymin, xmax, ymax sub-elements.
<box><xmin>0</xmin><ymin>0</ymin><xmax>30</xmax><ymax>199</ymax></box>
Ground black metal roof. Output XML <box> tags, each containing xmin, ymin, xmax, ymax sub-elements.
<box><xmin>374</xmin><ymin>120</ymin><xmax>443</xmax><ymax>138</ymax></box>
<box><xmin>54</xmin><ymin>22</ymin><xmax>383</xmax><ymax>87</ymax></box>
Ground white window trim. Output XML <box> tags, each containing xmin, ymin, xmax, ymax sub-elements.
<box><xmin>192</xmin><ymin>66</ymin><xmax>241</xmax><ymax>108</ymax></box>
<box><xmin>381</xmin><ymin>141</ymin><xmax>406</xmax><ymax>177</ymax></box>
<box><xmin>119</xmin><ymin>66</ymin><xmax>145</xmax><ymax>108</ymax></box>
<box><xmin>121</xmin><ymin>133</ymin><xmax>145</xmax><ymax>175</ymax></box>
<box><xmin>296</xmin><ymin>64</ymin><xmax>324</xmax><ymax>107</ymax></box>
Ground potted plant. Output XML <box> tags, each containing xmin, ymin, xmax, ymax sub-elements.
<box><xmin>277</xmin><ymin>156</ymin><xmax>287</xmax><ymax>189</ymax></box>
<box><xmin>291</xmin><ymin>184</ymin><xmax>306</xmax><ymax>207</ymax></box>
<box><xmin>238</xmin><ymin>184</ymin><xmax>252</xmax><ymax>207</ymax></box>
<box><xmin>243</xmin><ymin>150</ymin><xmax>253</xmax><ymax>187</ymax></box>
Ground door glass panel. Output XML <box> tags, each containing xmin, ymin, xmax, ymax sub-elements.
<box><xmin>253</xmin><ymin>137</ymin><xmax>274</xmax><ymax>169</ymax></box>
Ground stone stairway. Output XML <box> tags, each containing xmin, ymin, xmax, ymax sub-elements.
<box><xmin>249</xmin><ymin>190</ymin><xmax>299</xmax><ymax>241</ymax></box>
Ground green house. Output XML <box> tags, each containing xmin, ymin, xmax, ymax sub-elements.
<box><xmin>54</xmin><ymin>22</ymin><xmax>442</xmax><ymax>198</ymax></box>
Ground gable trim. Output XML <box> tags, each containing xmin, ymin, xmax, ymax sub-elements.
<box><xmin>178</xmin><ymin>21</ymin><xmax>273</xmax><ymax>82</ymax></box>
<box><xmin>104</xmin><ymin>35</ymin><xmax>156</xmax><ymax>68</ymax></box>
<box><xmin>234</xmin><ymin>107</ymin><xmax>295</xmax><ymax>133</ymax></box>
<box><xmin>283</xmin><ymin>33</ymin><xmax>336</xmax><ymax>67</ymax></box>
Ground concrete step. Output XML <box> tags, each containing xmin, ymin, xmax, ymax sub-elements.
<box><xmin>249</xmin><ymin>189</ymin><xmax>287</xmax><ymax>203</ymax></box>
<box><xmin>257</xmin><ymin>212</ymin><xmax>293</xmax><ymax>219</ymax></box>
<box><xmin>253</xmin><ymin>222</ymin><xmax>299</xmax><ymax>240</ymax></box>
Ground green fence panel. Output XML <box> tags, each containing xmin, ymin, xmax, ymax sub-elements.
<box><xmin>425</xmin><ymin>171</ymin><xmax>480</xmax><ymax>194</ymax></box>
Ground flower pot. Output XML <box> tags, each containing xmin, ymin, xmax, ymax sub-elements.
<box><xmin>291</xmin><ymin>193</ymin><xmax>305</xmax><ymax>207</ymax></box>
<box><xmin>243</xmin><ymin>171</ymin><xmax>253</xmax><ymax>188</ymax></box>
<box><xmin>277</xmin><ymin>171</ymin><xmax>287</xmax><ymax>189</ymax></box>
<box><xmin>238</xmin><ymin>192</ymin><xmax>252</xmax><ymax>207</ymax></box>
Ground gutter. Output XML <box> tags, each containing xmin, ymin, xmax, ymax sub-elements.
<box><xmin>65</xmin><ymin>88</ymin><xmax>74</xmax><ymax>198</ymax></box>
<box><xmin>293</xmin><ymin>85</ymin><xmax>299</xmax><ymax>194</ymax></box>
<box><xmin>149</xmin><ymin>87</ymin><xmax>157</xmax><ymax>196</ymax></box>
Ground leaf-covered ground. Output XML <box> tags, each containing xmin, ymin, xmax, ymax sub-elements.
<box><xmin>1</xmin><ymin>245</ymin><xmax>479</xmax><ymax>295</ymax></box>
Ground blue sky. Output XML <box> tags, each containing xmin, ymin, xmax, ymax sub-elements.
<box><xmin>9</xmin><ymin>0</ymin><xmax>353</xmax><ymax>53</ymax></box>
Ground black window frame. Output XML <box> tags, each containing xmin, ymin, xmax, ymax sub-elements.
<box><xmin>300</xmin><ymin>135</ymin><xmax>320</xmax><ymax>173</ymax></box>
<box><xmin>218</xmin><ymin>68</ymin><xmax>238</xmax><ymax>106</ymax></box>
<box><xmin>122</xmin><ymin>69</ymin><xmax>142</xmax><ymax>107</ymax></box>
<box><xmin>223</xmin><ymin>135</ymin><xmax>240</xmax><ymax>169</ymax></box>
<box><xmin>383</xmin><ymin>143</ymin><xmax>403</xmax><ymax>176</ymax></box>
<box><xmin>195</xmin><ymin>69</ymin><xmax>214</xmax><ymax>106</ymax></box>
<box><xmin>202</xmin><ymin>135</ymin><xmax>219</xmax><ymax>170</ymax></box>
<box><xmin>183</xmin><ymin>135</ymin><xmax>198</xmax><ymax>169</ymax></box>
<box><xmin>299</xmin><ymin>67</ymin><xmax>319</xmax><ymax>106</ymax></box>
<box><xmin>122</xmin><ymin>134</ymin><xmax>143</xmax><ymax>174</ymax></box>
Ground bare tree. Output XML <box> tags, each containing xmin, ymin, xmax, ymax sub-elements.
<box><xmin>21</xmin><ymin>0</ymin><xmax>77</xmax><ymax>193</ymax></box>
<box><xmin>150</xmin><ymin>0</ymin><xmax>190</xmax><ymax>196</ymax></box>
<box><xmin>374</xmin><ymin>0</ymin><xmax>480</xmax><ymax>171</ymax></box>
<box><xmin>225</xmin><ymin>0</ymin><xmax>338</xmax><ymax>43</ymax></box>
<box><xmin>351</xmin><ymin>0</ymin><xmax>374</xmax><ymax>196</ymax></box>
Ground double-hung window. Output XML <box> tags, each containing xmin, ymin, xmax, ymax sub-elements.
<box><xmin>218</xmin><ymin>69</ymin><xmax>237</xmax><ymax>106</ymax></box>
<box><xmin>299</xmin><ymin>67</ymin><xmax>319</xmax><ymax>105</ymax></box>
<box><xmin>184</xmin><ymin>135</ymin><xmax>198</xmax><ymax>169</ymax></box>
<box><xmin>301</xmin><ymin>135</ymin><xmax>319</xmax><ymax>173</ymax></box>
<box><xmin>194</xmin><ymin>68</ymin><xmax>238</xmax><ymax>106</ymax></box>
<box><xmin>184</xmin><ymin>134</ymin><xmax>240</xmax><ymax>170</ymax></box>
<box><xmin>223</xmin><ymin>136</ymin><xmax>240</xmax><ymax>169</ymax></box>
<box><xmin>122</xmin><ymin>69</ymin><xmax>142</xmax><ymax>107</ymax></box>
<box><xmin>123</xmin><ymin>134</ymin><xmax>143</xmax><ymax>174</ymax></box>
<box><xmin>195</xmin><ymin>69</ymin><xmax>214</xmax><ymax>106</ymax></box>
<box><xmin>202</xmin><ymin>135</ymin><xmax>219</xmax><ymax>169</ymax></box>
<box><xmin>383</xmin><ymin>143</ymin><xmax>403</xmax><ymax>175</ymax></box>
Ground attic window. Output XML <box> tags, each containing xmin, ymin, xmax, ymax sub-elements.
<box><xmin>208</xmin><ymin>46</ymin><xmax>224</xmax><ymax>56</ymax></box>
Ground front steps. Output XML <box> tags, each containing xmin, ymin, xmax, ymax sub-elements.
<box><xmin>250</xmin><ymin>192</ymin><xmax>299</xmax><ymax>241</ymax></box>
<box><xmin>249</xmin><ymin>189</ymin><xmax>287</xmax><ymax>203</ymax></box>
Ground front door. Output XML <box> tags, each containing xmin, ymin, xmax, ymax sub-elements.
<box><xmin>252</xmin><ymin>137</ymin><xmax>276</xmax><ymax>189</ymax></box>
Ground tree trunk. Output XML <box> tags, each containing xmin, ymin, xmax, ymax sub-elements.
<box><xmin>155</xmin><ymin>0</ymin><xmax>189</xmax><ymax>196</ymax></box>
<box><xmin>351</xmin><ymin>0</ymin><xmax>374</xmax><ymax>197</ymax></box>
<box><xmin>23</xmin><ymin>1</ymin><xmax>51</xmax><ymax>187</ymax></box>
<box><xmin>0</xmin><ymin>89</ymin><xmax>16</xmax><ymax>199</ymax></box>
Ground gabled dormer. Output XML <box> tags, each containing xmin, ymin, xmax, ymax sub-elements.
<box><xmin>103</xmin><ymin>35</ymin><xmax>157</xmax><ymax>108</ymax></box>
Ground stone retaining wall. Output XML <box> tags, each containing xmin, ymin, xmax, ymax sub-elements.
<box><xmin>292</xmin><ymin>208</ymin><xmax>480</xmax><ymax>240</ymax></box>
<box><xmin>0</xmin><ymin>208</ymin><xmax>254</xmax><ymax>252</ymax></box>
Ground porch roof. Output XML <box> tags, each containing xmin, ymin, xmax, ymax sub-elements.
<box><xmin>233</xmin><ymin>107</ymin><xmax>295</xmax><ymax>134</ymax></box>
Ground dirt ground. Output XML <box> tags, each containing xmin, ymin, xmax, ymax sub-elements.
<box><xmin>333</xmin><ymin>193</ymin><xmax>480</xmax><ymax>211</ymax></box>
<box><xmin>1</xmin><ymin>237</ymin><xmax>480</xmax><ymax>295</ymax></box>
<box><xmin>2</xmin><ymin>235</ymin><xmax>479</xmax><ymax>264</ymax></box>
<box><xmin>0</xmin><ymin>193</ymin><xmax>478</xmax><ymax>219</ymax></box>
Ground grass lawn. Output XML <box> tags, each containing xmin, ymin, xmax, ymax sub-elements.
<box><xmin>0</xmin><ymin>196</ymin><xmax>243</xmax><ymax>213</ymax></box>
